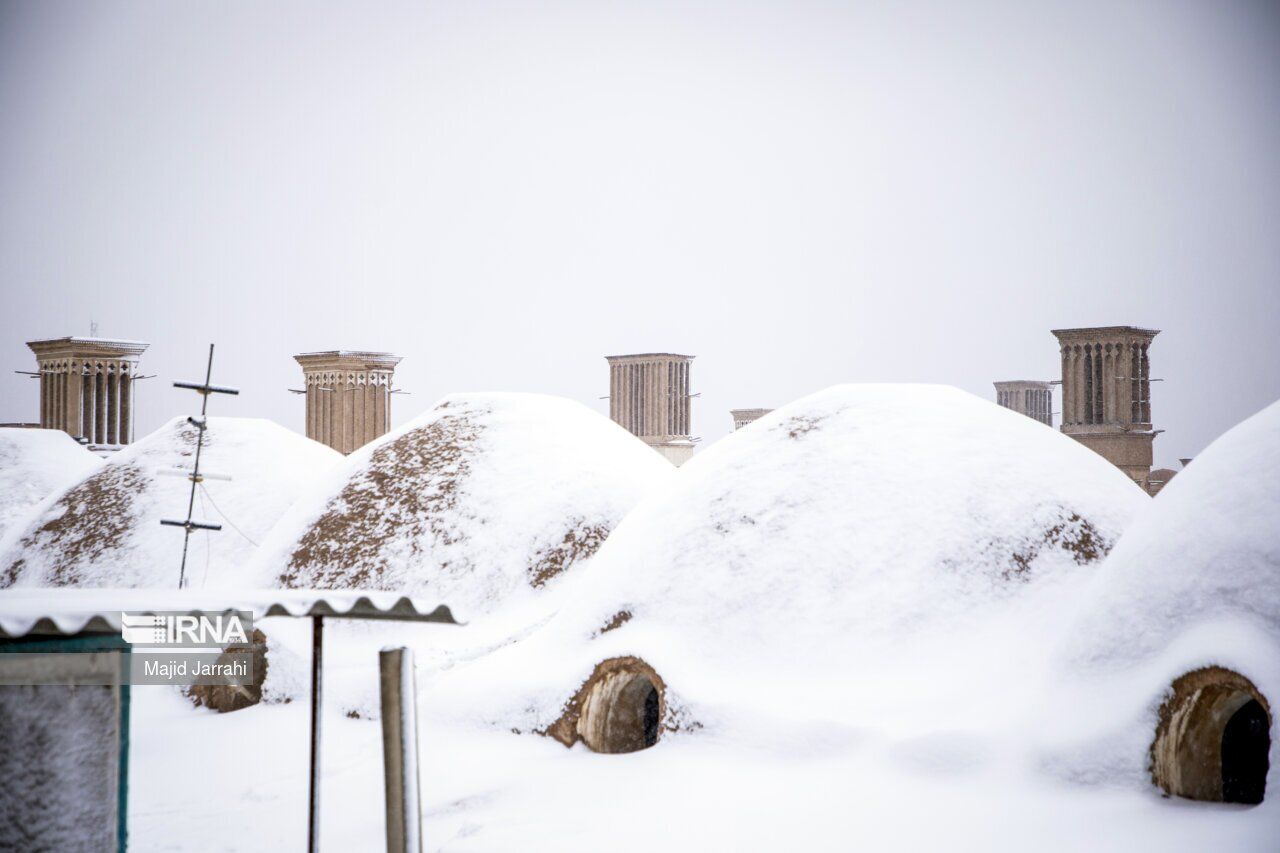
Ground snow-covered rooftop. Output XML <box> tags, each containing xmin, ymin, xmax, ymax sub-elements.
<box><xmin>0</xmin><ymin>417</ymin><xmax>340</xmax><ymax>589</ymax></box>
<box><xmin>4</xmin><ymin>388</ymin><xmax>1277</xmax><ymax>850</ymax></box>
<box><xmin>1067</xmin><ymin>397</ymin><xmax>1280</xmax><ymax>667</ymax></box>
<box><xmin>427</xmin><ymin>384</ymin><xmax>1150</xmax><ymax>737</ymax></box>
<box><xmin>256</xmin><ymin>392</ymin><xmax>673</xmax><ymax>618</ymax></box>
<box><xmin>0</xmin><ymin>428</ymin><xmax>102</xmax><ymax>543</ymax></box>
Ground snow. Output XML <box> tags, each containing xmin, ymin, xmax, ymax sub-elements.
<box><xmin>0</xmin><ymin>427</ymin><xmax>102</xmax><ymax>544</ymax></box>
<box><xmin>6</xmin><ymin>386</ymin><xmax>1280</xmax><ymax>850</ymax></box>
<box><xmin>255</xmin><ymin>393</ymin><xmax>671</xmax><ymax>608</ymax></box>
<box><xmin>430</xmin><ymin>384</ymin><xmax>1150</xmax><ymax>734</ymax></box>
<box><xmin>244</xmin><ymin>391</ymin><xmax>672</xmax><ymax>712</ymax></box>
<box><xmin>1037</xmin><ymin>398</ymin><xmax>1280</xmax><ymax>791</ymax></box>
<box><xmin>1067</xmin><ymin>398</ymin><xmax>1280</xmax><ymax>665</ymax></box>
<box><xmin>127</xmin><ymin>683</ymin><xmax>1280</xmax><ymax>852</ymax></box>
<box><xmin>0</xmin><ymin>417</ymin><xmax>340</xmax><ymax>589</ymax></box>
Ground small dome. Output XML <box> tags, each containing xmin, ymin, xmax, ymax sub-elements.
<box><xmin>259</xmin><ymin>392</ymin><xmax>672</xmax><ymax>618</ymax></box>
<box><xmin>1050</xmin><ymin>399</ymin><xmax>1280</xmax><ymax>803</ymax></box>
<box><xmin>1068</xmin><ymin>398</ymin><xmax>1280</xmax><ymax>665</ymax></box>
<box><xmin>0</xmin><ymin>417</ymin><xmax>340</xmax><ymax>589</ymax></box>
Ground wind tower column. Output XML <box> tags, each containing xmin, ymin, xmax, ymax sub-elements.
<box><xmin>294</xmin><ymin>351</ymin><xmax>403</xmax><ymax>455</ymax></box>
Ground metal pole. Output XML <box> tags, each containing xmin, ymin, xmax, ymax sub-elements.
<box><xmin>308</xmin><ymin>615</ymin><xmax>324</xmax><ymax>852</ymax></box>
<box><xmin>178</xmin><ymin>345</ymin><xmax>214</xmax><ymax>589</ymax></box>
<box><xmin>379</xmin><ymin>648</ymin><xmax>422</xmax><ymax>853</ymax></box>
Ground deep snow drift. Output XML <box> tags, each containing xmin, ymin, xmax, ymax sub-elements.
<box><xmin>0</xmin><ymin>428</ymin><xmax>101</xmax><ymax>543</ymax></box>
<box><xmin>0</xmin><ymin>417</ymin><xmax>339</xmax><ymax>589</ymax></box>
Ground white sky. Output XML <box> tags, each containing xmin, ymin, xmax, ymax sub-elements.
<box><xmin>2</xmin><ymin>0</ymin><xmax>1278</xmax><ymax>466</ymax></box>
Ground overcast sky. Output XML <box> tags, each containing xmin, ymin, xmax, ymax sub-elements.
<box><xmin>2</xmin><ymin>0</ymin><xmax>1277</xmax><ymax>467</ymax></box>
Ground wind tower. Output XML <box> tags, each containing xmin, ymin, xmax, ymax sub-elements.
<box><xmin>730</xmin><ymin>408</ymin><xmax>772</xmax><ymax>431</ymax></box>
<box><xmin>993</xmin><ymin>380</ymin><xmax>1053</xmax><ymax>426</ymax></box>
<box><xmin>606</xmin><ymin>352</ymin><xmax>695</xmax><ymax>465</ymax></box>
<box><xmin>26</xmin><ymin>336</ymin><xmax>150</xmax><ymax>447</ymax></box>
<box><xmin>294</xmin><ymin>351</ymin><xmax>402</xmax><ymax>454</ymax></box>
<box><xmin>1051</xmin><ymin>326</ymin><xmax>1159</xmax><ymax>491</ymax></box>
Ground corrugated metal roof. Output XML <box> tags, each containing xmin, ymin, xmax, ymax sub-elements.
<box><xmin>0</xmin><ymin>588</ymin><xmax>459</xmax><ymax>639</ymax></box>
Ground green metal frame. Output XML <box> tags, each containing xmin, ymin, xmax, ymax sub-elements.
<box><xmin>0</xmin><ymin>632</ymin><xmax>131</xmax><ymax>852</ymax></box>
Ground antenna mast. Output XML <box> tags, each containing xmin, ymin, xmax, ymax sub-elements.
<box><xmin>161</xmin><ymin>344</ymin><xmax>240</xmax><ymax>588</ymax></box>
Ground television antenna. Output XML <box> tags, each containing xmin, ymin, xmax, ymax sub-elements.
<box><xmin>161</xmin><ymin>344</ymin><xmax>240</xmax><ymax>589</ymax></box>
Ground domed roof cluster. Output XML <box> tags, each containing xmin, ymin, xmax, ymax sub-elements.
<box><xmin>427</xmin><ymin>384</ymin><xmax>1151</xmax><ymax>740</ymax></box>
<box><xmin>4</xmin><ymin>386</ymin><xmax>1277</xmax><ymax>815</ymax></box>
<box><xmin>0</xmin><ymin>417</ymin><xmax>339</xmax><ymax>589</ymax></box>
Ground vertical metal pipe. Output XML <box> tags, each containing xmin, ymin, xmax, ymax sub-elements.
<box><xmin>380</xmin><ymin>647</ymin><xmax>422</xmax><ymax>853</ymax></box>
<box><xmin>308</xmin><ymin>615</ymin><xmax>324</xmax><ymax>853</ymax></box>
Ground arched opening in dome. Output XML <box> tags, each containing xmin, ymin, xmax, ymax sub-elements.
<box><xmin>1151</xmin><ymin>667</ymin><xmax>1271</xmax><ymax>804</ymax></box>
<box><xmin>548</xmin><ymin>656</ymin><xmax>665</xmax><ymax>754</ymax></box>
<box><xmin>1223</xmin><ymin>699</ymin><xmax>1269</xmax><ymax>804</ymax></box>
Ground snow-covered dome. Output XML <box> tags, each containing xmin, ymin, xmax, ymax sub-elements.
<box><xmin>1068</xmin><ymin>398</ymin><xmax>1280</xmax><ymax>664</ymax></box>
<box><xmin>428</xmin><ymin>384</ymin><xmax>1150</xmax><ymax>751</ymax></box>
<box><xmin>1046</xmin><ymin>399</ymin><xmax>1280</xmax><ymax>803</ymax></box>
<box><xmin>256</xmin><ymin>392</ymin><xmax>673</xmax><ymax>618</ymax></box>
<box><xmin>0</xmin><ymin>428</ymin><xmax>102</xmax><ymax>543</ymax></box>
<box><xmin>569</xmin><ymin>384</ymin><xmax>1145</xmax><ymax>650</ymax></box>
<box><xmin>0</xmin><ymin>417</ymin><xmax>340</xmax><ymax>589</ymax></box>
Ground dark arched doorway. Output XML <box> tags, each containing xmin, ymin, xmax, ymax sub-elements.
<box><xmin>547</xmin><ymin>656</ymin><xmax>666</xmax><ymax>754</ymax></box>
<box><xmin>1151</xmin><ymin>667</ymin><xmax>1271</xmax><ymax>804</ymax></box>
<box><xmin>1222</xmin><ymin>699</ymin><xmax>1269</xmax><ymax>804</ymax></box>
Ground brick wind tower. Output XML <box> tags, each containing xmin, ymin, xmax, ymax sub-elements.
<box><xmin>993</xmin><ymin>380</ymin><xmax>1053</xmax><ymax>426</ymax></box>
<box><xmin>26</xmin><ymin>336</ymin><xmax>150</xmax><ymax>447</ymax></box>
<box><xmin>731</xmin><ymin>408</ymin><xmax>772</xmax><ymax>431</ymax></box>
<box><xmin>1052</xmin><ymin>326</ymin><xmax>1159</xmax><ymax>491</ymax></box>
<box><xmin>606</xmin><ymin>352</ymin><xmax>695</xmax><ymax>465</ymax></box>
<box><xmin>294</xmin><ymin>351</ymin><xmax>402</xmax><ymax>454</ymax></box>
